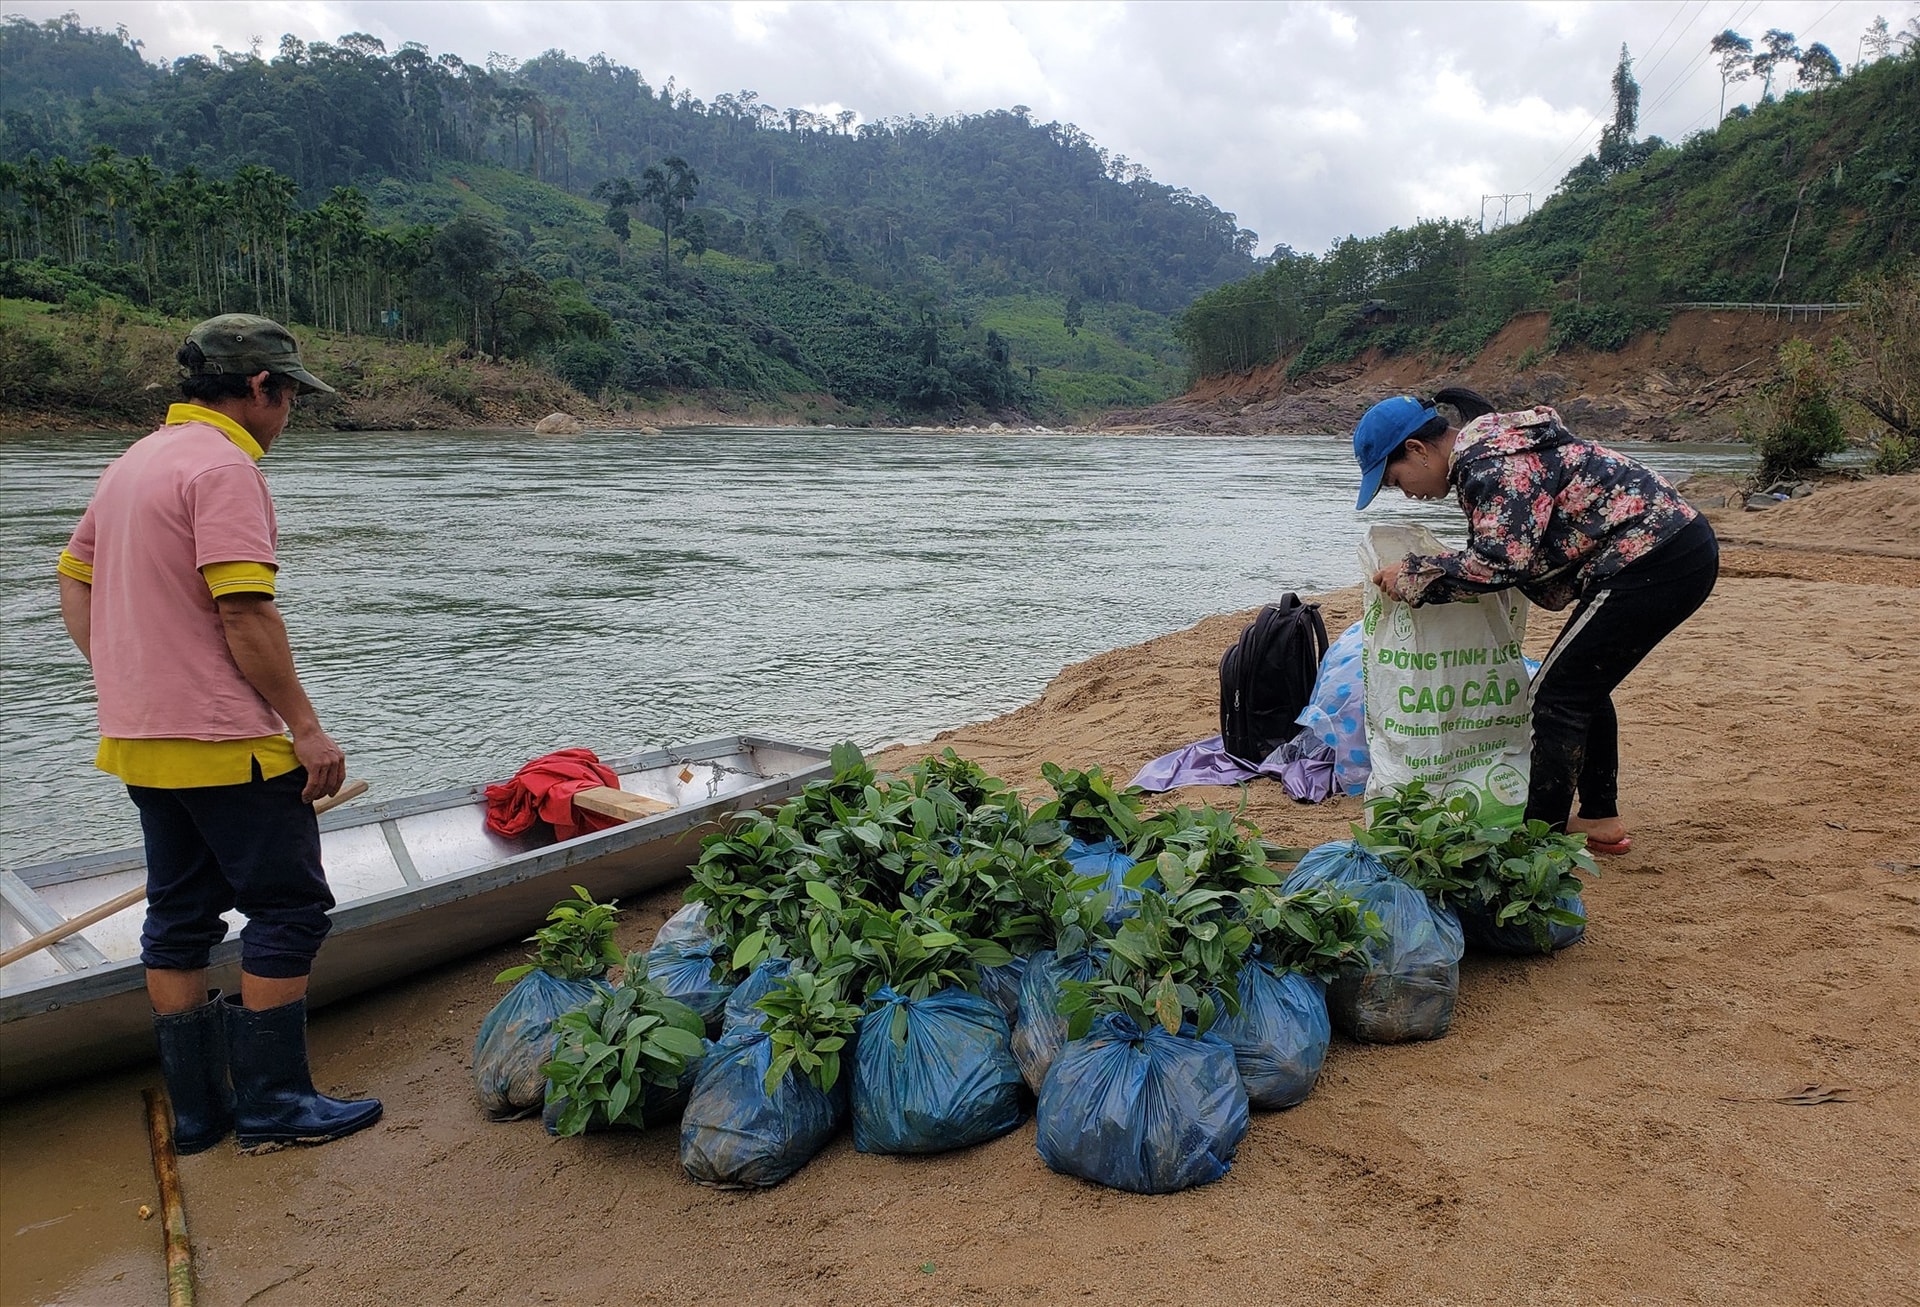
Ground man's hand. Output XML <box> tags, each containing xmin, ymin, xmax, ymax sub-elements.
<box><xmin>292</xmin><ymin>728</ymin><xmax>346</xmax><ymax>802</ymax></box>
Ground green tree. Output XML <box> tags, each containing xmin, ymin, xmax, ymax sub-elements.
<box><xmin>429</xmin><ymin>212</ymin><xmax>506</xmax><ymax>349</ymax></box>
<box><xmin>590</xmin><ymin>174</ymin><xmax>637</xmax><ymax>263</ymax></box>
<box><xmin>1797</xmin><ymin>42</ymin><xmax>1842</xmax><ymax>92</ymax></box>
<box><xmin>1844</xmin><ymin>263</ymin><xmax>1919</xmax><ymax>471</ymax></box>
<box><xmin>1860</xmin><ymin>15</ymin><xmax>1892</xmax><ymax>65</ymax></box>
<box><xmin>639</xmin><ymin>154</ymin><xmax>698</xmax><ymax>276</ymax></box>
<box><xmin>1711</xmin><ymin>29</ymin><xmax>1754</xmax><ymax>122</ymax></box>
<box><xmin>681</xmin><ymin>210</ymin><xmax>708</xmax><ymax>263</ymax></box>
<box><xmin>1751</xmin><ymin>29</ymin><xmax>1801</xmax><ymax>101</ymax></box>
<box><xmin>1752</xmin><ymin>337</ymin><xmax>1851</xmax><ymax>484</ymax></box>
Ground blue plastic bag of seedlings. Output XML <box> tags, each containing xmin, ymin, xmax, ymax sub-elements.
<box><xmin>1065</xmin><ymin>837</ymin><xmax>1154</xmax><ymax>924</ymax></box>
<box><xmin>644</xmin><ymin>936</ymin><xmax>735</xmax><ymax>1030</ymax></box>
<box><xmin>472</xmin><ymin>969</ymin><xmax>606</xmax><ymax>1119</ymax></box>
<box><xmin>721</xmin><ymin>957</ymin><xmax>793</xmax><ymax>1033</ymax></box>
<box><xmin>1210</xmin><ymin>961</ymin><xmax>1331</xmax><ymax>1110</ymax></box>
<box><xmin>975</xmin><ymin>956</ymin><xmax>1028</xmax><ymax>1024</ymax></box>
<box><xmin>541</xmin><ymin>1058</ymin><xmax>702</xmax><ymax>1136</ymax></box>
<box><xmin>1011</xmin><ymin>948</ymin><xmax>1106</xmax><ymax>1092</ymax></box>
<box><xmin>851</xmin><ymin>987</ymin><xmax>1024</xmax><ymax>1155</ymax></box>
<box><xmin>679</xmin><ymin>1027</ymin><xmax>848</xmax><ymax>1189</ymax></box>
<box><xmin>1035</xmin><ymin>1013</ymin><xmax>1249</xmax><ymax>1195</ymax></box>
<box><xmin>652</xmin><ymin>900</ymin><xmax>717</xmax><ymax>951</ymax></box>
<box><xmin>1282</xmin><ymin>841</ymin><xmax>1464</xmax><ymax>1043</ymax></box>
<box><xmin>1459</xmin><ymin>891</ymin><xmax>1586</xmax><ymax>955</ymax></box>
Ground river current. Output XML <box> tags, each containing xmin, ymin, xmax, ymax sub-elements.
<box><xmin>0</xmin><ymin>427</ymin><xmax>1751</xmax><ymax>865</ymax></box>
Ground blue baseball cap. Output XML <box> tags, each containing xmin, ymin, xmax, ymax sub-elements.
<box><xmin>1352</xmin><ymin>396</ymin><xmax>1438</xmax><ymax>510</ymax></box>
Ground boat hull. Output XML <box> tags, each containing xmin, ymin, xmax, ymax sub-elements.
<box><xmin>0</xmin><ymin>736</ymin><xmax>829</xmax><ymax>1098</ymax></box>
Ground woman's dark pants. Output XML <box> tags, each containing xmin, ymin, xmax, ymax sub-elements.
<box><xmin>1525</xmin><ymin>516</ymin><xmax>1720</xmax><ymax>830</ymax></box>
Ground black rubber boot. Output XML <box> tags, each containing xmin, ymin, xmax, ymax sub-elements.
<box><xmin>225</xmin><ymin>995</ymin><xmax>382</xmax><ymax>1150</ymax></box>
<box><xmin>152</xmin><ymin>990</ymin><xmax>234</xmax><ymax>1155</ymax></box>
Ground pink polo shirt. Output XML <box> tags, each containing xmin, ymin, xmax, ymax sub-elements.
<box><xmin>64</xmin><ymin>417</ymin><xmax>285</xmax><ymax>741</ymax></box>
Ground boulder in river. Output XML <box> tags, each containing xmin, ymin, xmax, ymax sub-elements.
<box><xmin>533</xmin><ymin>412</ymin><xmax>584</xmax><ymax>435</ymax></box>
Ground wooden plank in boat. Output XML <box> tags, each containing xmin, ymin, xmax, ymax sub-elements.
<box><xmin>571</xmin><ymin>786</ymin><xmax>673</xmax><ymax>823</ymax></box>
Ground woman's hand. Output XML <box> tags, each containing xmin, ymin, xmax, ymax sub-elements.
<box><xmin>1371</xmin><ymin>562</ymin><xmax>1414</xmax><ymax>601</ymax></box>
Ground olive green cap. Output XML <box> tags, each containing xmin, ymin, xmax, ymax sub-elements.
<box><xmin>184</xmin><ymin>314</ymin><xmax>334</xmax><ymax>395</ymax></box>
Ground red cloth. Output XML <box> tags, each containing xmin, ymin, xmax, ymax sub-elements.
<box><xmin>484</xmin><ymin>748</ymin><xmax>623</xmax><ymax>842</ymax></box>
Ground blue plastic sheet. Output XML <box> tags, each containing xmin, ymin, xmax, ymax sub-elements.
<box><xmin>679</xmin><ymin>1027</ymin><xmax>847</xmax><ymax>1188</ymax></box>
<box><xmin>1011</xmin><ymin>948</ymin><xmax>1105</xmax><ymax>1092</ymax></box>
<box><xmin>1297</xmin><ymin>621</ymin><xmax>1370</xmax><ymax>796</ymax></box>
<box><xmin>722</xmin><ymin>957</ymin><xmax>793</xmax><ymax>1033</ymax></box>
<box><xmin>1460</xmin><ymin>891</ymin><xmax>1586</xmax><ymax>955</ymax></box>
<box><xmin>851</xmin><ymin>987</ymin><xmax>1024</xmax><ymax>1154</ymax></box>
<box><xmin>1065</xmin><ymin>837</ymin><xmax>1153</xmax><ymax>925</ymax></box>
<box><xmin>472</xmin><ymin>970</ymin><xmax>604</xmax><ymax>1119</ymax></box>
<box><xmin>1034</xmin><ymin>1013</ymin><xmax>1249</xmax><ymax>1194</ymax></box>
<box><xmin>975</xmin><ymin>957</ymin><xmax>1028</xmax><ymax>1024</ymax></box>
<box><xmin>1211</xmin><ymin>962</ymin><xmax>1331</xmax><ymax>1110</ymax></box>
<box><xmin>643</xmin><ymin>936</ymin><xmax>735</xmax><ymax>1030</ymax></box>
<box><xmin>1282</xmin><ymin>841</ymin><xmax>1465</xmax><ymax>1043</ymax></box>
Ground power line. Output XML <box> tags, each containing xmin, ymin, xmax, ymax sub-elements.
<box><xmin>1521</xmin><ymin>0</ymin><xmax>1757</xmax><ymax>194</ymax></box>
<box><xmin>1641</xmin><ymin>0</ymin><xmax>1764</xmax><ymax>117</ymax></box>
<box><xmin>1641</xmin><ymin>0</ymin><xmax>1764</xmax><ymax>118</ymax></box>
<box><xmin>1637</xmin><ymin>0</ymin><xmax>1715</xmax><ymax>84</ymax></box>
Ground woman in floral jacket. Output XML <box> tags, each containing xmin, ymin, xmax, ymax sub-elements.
<box><xmin>1352</xmin><ymin>390</ymin><xmax>1719</xmax><ymax>854</ymax></box>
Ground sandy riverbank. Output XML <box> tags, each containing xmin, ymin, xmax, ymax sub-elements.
<box><xmin>2</xmin><ymin>478</ymin><xmax>1916</xmax><ymax>1307</ymax></box>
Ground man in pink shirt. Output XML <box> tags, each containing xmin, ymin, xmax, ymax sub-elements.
<box><xmin>58</xmin><ymin>315</ymin><xmax>380</xmax><ymax>1153</ymax></box>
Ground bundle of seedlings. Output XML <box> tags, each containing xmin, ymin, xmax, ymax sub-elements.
<box><xmin>1281</xmin><ymin>840</ymin><xmax>1466</xmax><ymax>1042</ymax></box>
<box><xmin>1219</xmin><ymin>883</ymin><xmax>1383</xmax><ymax>1109</ymax></box>
<box><xmin>1035</xmin><ymin>857</ymin><xmax>1253</xmax><ymax>1194</ymax></box>
<box><xmin>898</xmin><ymin>748</ymin><xmax>1037</xmax><ymax>843</ymax></box>
<box><xmin>671</xmin><ymin>751</ymin><xmax>923</xmax><ymax>1026</ymax></box>
<box><xmin>911</xmin><ymin>818</ymin><xmax>1069</xmax><ymax>1021</ymax></box>
<box><xmin>1008</xmin><ymin>857</ymin><xmax>1120</xmax><ymax>1092</ymax></box>
<box><xmin>667</xmin><ymin>813</ymin><xmax>812</xmax><ymax>1025</ymax></box>
<box><xmin>541</xmin><ymin>951</ymin><xmax>709</xmax><ymax>1137</ymax></box>
<box><xmin>839</xmin><ymin>903</ymin><xmax>1025</xmax><ymax>1155</ymax></box>
<box><xmin>1357</xmin><ymin>781</ymin><xmax>1595</xmax><ymax>955</ymax></box>
<box><xmin>1134</xmin><ymin>802</ymin><xmax>1286</xmax><ymax>891</ymax></box>
<box><xmin>1031</xmin><ymin>763</ymin><xmax>1150</xmax><ymax>920</ymax></box>
<box><xmin>473</xmin><ymin>886</ymin><xmax>622</xmax><ymax>1119</ymax></box>
<box><xmin>680</xmin><ymin>970</ymin><xmax>862</xmax><ymax>1188</ymax></box>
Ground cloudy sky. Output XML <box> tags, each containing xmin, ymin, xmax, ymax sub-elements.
<box><xmin>7</xmin><ymin>0</ymin><xmax>1909</xmax><ymax>252</ymax></box>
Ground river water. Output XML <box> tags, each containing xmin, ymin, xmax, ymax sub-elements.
<box><xmin>0</xmin><ymin>427</ymin><xmax>1752</xmax><ymax>866</ymax></box>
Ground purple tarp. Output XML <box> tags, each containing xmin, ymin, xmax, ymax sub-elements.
<box><xmin>1129</xmin><ymin>734</ymin><xmax>1335</xmax><ymax>804</ymax></box>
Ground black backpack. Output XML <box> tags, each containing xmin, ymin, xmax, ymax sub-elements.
<box><xmin>1219</xmin><ymin>595</ymin><xmax>1329</xmax><ymax>763</ymax></box>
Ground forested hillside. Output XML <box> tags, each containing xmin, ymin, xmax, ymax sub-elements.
<box><xmin>1178</xmin><ymin>36</ymin><xmax>1918</xmax><ymax>382</ymax></box>
<box><xmin>0</xmin><ymin>14</ymin><xmax>1253</xmax><ymax>421</ymax></box>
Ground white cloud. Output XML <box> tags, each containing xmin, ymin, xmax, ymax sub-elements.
<box><xmin>5</xmin><ymin>0</ymin><xmax>1901</xmax><ymax>253</ymax></box>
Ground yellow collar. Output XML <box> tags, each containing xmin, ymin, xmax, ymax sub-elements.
<box><xmin>165</xmin><ymin>403</ymin><xmax>265</xmax><ymax>462</ymax></box>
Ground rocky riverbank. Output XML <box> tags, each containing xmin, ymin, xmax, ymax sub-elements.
<box><xmin>1097</xmin><ymin>308</ymin><xmax>1845</xmax><ymax>444</ymax></box>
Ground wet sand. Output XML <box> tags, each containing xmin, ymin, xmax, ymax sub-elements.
<box><xmin>4</xmin><ymin>479</ymin><xmax>1917</xmax><ymax>1307</ymax></box>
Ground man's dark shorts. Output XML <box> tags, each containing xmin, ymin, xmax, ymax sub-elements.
<box><xmin>129</xmin><ymin>765</ymin><xmax>334</xmax><ymax>978</ymax></box>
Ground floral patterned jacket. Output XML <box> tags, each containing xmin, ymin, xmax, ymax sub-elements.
<box><xmin>1401</xmin><ymin>405</ymin><xmax>1699</xmax><ymax>611</ymax></box>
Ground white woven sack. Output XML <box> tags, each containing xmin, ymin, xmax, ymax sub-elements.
<box><xmin>1360</xmin><ymin>524</ymin><xmax>1532</xmax><ymax>823</ymax></box>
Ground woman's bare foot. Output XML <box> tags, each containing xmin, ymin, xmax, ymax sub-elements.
<box><xmin>1567</xmin><ymin>814</ymin><xmax>1629</xmax><ymax>846</ymax></box>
